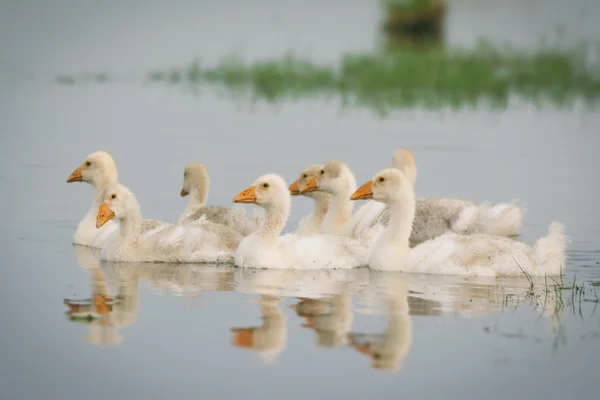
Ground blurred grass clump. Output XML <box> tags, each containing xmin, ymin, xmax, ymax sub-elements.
<box><xmin>382</xmin><ymin>0</ymin><xmax>439</xmax><ymax>13</ymax></box>
<box><xmin>59</xmin><ymin>40</ymin><xmax>600</xmax><ymax>114</ymax></box>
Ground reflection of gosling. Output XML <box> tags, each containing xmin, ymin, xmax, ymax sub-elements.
<box><xmin>230</xmin><ymin>296</ymin><xmax>287</xmax><ymax>363</ymax></box>
<box><xmin>64</xmin><ymin>294</ymin><xmax>123</xmax><ymax>345</ymax></box>
<box><xmin>66</xmin><ymin>248</ymin><xmax>141</xmax><ymax>346</ymax></box>
<box><xmin>348</xmin><ymin>275</ymin><xmax>412</xmax><ymax>372</ymax></box>
<box><xmin>291</xmin><ymin>295</ymin><xmax>353</xmax><ymax>348</ymax></box>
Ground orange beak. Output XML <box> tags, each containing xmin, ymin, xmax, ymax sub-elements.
<box><xmin>288</xmin><ymin>179</ymin><xmax>300</xmax><ymax>196</ymax></box>
<box><xmin>96</xmin><ymin>203</ymin><xmax>115</xmax><ymax>228</ymax></box>
<box><xmin>231</xmin><ymin>328</ymin><xmax>255</xmax><ymax>348</ymax></box>
<box><xmin>350</xmin><ymin>181</ymin><xmax>373</xmax><ymax>201</ymax></box>
<box><xmin>66</xmin><ymin>165</ymin><xmax>83</xmax><ymax>183</ymax></box>
<box><xmin>233</xmin><ymin>186</ymin><xmax>257</xmax><ymax>204</ymax></box>
<box><xmin>300</xmin><ymin>176</ymin><xmax>318</xmax><ymax>194</ymax></box>
<box><xmin>180</xmin><ymin>188</ymin><xmax>189</xmax><ymax>197</ymax></box>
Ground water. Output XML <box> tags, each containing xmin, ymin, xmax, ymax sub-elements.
<box><xmin>1</xmin><ymin>1</ymin><xmax>600</xmax><ymax>399</ymax></box>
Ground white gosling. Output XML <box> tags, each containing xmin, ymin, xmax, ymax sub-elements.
<box><xmin>300</xmin><ymin>161</ymin><xmax>357</xmax><ymax>236</ymax></box>
<box><xmin>350</xmin><ymin>168</ymin><xmax>566</xmax><ymax>276</ymax></box>
<box><xmin>232</xmin><ymin>174</ymin><xmax>369</xmax><ymax>270</ymax></box>
<box><xmin>67</xmin><ymin>151</ymin><xmax>162</xmax><ymax>248</ymax></box>
<box><xmin>288</xmin><ymin>164</ymin><xmax>332</xmax><ymax>236</ymax></box>
<box><xmin>96</xmin><ymin>183</ymin><xmax>242</xmax><ymax>263</ymax></box>
<box><xmin>178</xmin><ymin>162</ymin><xmax>263</xmax><ymax>236</ymax></box>
<box><xmin>346</xmin><ymin>148</ymin><xmax>524</xmax><ymax>247</ymax></box>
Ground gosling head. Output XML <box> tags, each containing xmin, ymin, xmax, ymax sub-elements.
<box><xmin>300</xmin><ymin>160</ymin><xmax>355</xmax><ymax>196</ymax></box>
<box><xmin>350</xmin><ymin>168</ymin><xmax>413</xmax><ymax>206</ymax></box>
<box><xmin>233</xmin><ymin>174</ymin><xmax>290</xmax><ymax>210</ymax></box>
<box><xmin>180</xmin><ymin>162</ymin><xmax>209</xmax><ymax>198</ymax></box>
<box><xmin>391</xmin><ymin>148</ymin><xmax>417</xmax><ymax>187</ymax></box>
<box><xmin>67</xmin><ymin>151</ymin><xmax>119</xmax><ymax>187</ymax></box>
<box><xmin>288</xmin><ymin>164</ymin><xmax>322</xmax><ymax>199</ymax></box>
<box><xmin>96</xmin><ymin>184</ymin><xmax>137</xmax><ymax>228</ymax></box>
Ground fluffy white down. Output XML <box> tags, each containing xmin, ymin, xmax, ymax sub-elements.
<box><xmin>233</xmin><ymin>174</ymin><xmax>369</xmax><ymax>270</ymax></box>
<box><xmin>370</xmin><ymin>224</ymin><xmax>566</xmax><ymax>276</ymax></box>
<box><xmin>358</xmin><ymin>168</ymin><xmax>567</xmax><ymax>277</ymax></box>
<box><xmin>99</xmin><ymin>184</ymin><xmax>243</xmax><ymax>263</ymax></box>
<box><xmin>235</xmin><ymin>231</ymin><xmax>370</xmax><ymax>270</ymax></box>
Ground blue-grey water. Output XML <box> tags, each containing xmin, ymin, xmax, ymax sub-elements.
<box><xmin>1</xmin><ymin>1</ymin><xmax>600</xmax><ymax>399</ymax></box>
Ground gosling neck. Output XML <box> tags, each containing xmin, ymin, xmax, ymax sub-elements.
<box><xmin>118</xmin><ymin>204</ymin><xmax>143</xmax><ymax>241</ymax></box>
<box><xmin>310</xmin><ymin>192</ymin><xmax>331</xmax><ymax>223</ymax></box>
<box><xmin>257</xmin><ymin>198</ymin><xmax>290</xmax><ymax>242</ymax></box>
<box><xmin>322</xmin><ymin>182</ymin><xmax>356</xmax><ymax>236</ymax></box>
<box><xmin>192</xmin><ymin>179</ymin><xmax>209</xmax><ymax>207</ymax></box>
<box><xmin>182</xmin><ymin>183</ymin><xmax>209</xmax><ymax>217</ymax></box>
<box><xmin>381</xmin><ymin>195</ymin><xmax>415</xmax><ymax>252</ymax></box>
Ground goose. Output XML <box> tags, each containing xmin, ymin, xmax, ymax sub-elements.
<box><xmin>350</xmin><ymin>168</ymin><xmax>566</xmax><ymax>276</ymax></box>
<box><xmin>95</xmin><ymin>183</ymin><xmax>242</xmax><ymax>263</ymax></box>
<box><xmin>66</xmin><ymin>151</ymin><xmax>162</xmax><ymax>248</ymax></box>
<box><xmin>300</xmin><ymin>161</ymin><xmax>357</xmax><ymax>236</ymax></box>
<box><xmin>288</xmin><ymin>164</ymin><xmax>332</xmax><ymax>235</ymax></box>
<box><xmin>178</xmin><ymin>162</ymin><xmax>264</xmax><ymax>236</ymax></box>
<box><xmin>346</xmin><ymin>148</ymin><xmax>524</xmax><ymax>247</ymax></box>
<box><xmin>232</xmin><ymin>173</ymin><xmax>369</xmax><ymax>269</ymax></box>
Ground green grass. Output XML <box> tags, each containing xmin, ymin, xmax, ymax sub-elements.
<box><xmin>382</xmin><ymin>0</ymin><xmax>439</xmax><ymax>14</ymax></box>
<box><xmin>58</xmin><ymin>41</ymin><xmax>600</xmax><ymax>113</ymax></box>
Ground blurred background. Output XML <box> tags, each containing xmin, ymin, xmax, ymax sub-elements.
<box><xmin>1</xmin><ymin>1</ymin><xmax>599</xmax><ymax>399</ymax></box>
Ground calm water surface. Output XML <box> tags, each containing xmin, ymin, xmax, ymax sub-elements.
<box><xmin>1</xmin><ymin>1</ymin><xmax>600</xmax><ymax>399</ymax></box>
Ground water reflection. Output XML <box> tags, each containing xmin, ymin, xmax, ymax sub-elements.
<box><xmin>64</xmin><ymin>246</ymin><xmax>138</xmax><ymax>345</ymax></box>
<box><xmin>349</xmin><ymin>274</ymin><xmax>412</xmax><ymax>372</ymax></box>
<box><xmin>230</xmin><ymin>295</ymin><xmax>287</xmax><ymax>363</ymax></box>
<box><xmin>291</xmin><ymin>295</ymin><xmax>354</xmax><ymax>348</ymax></box>
<box><xmin>64</xmin><ymin>246</ymin><xmax>597</xmax><ymax>370</ymax></box>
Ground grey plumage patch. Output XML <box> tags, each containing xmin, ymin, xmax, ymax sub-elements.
<box><xmin>376</xmin><ymin>198</ymin><xmax>470</xmax><ymax>247</ymax></box>
<box><xmin>188</xmin><ymin>206</ymin><xmax>230</xmax><ymax>224</ymax></box>
<box><xmin>141</xmin><ymin>219</ymin><xmax>163</xmax><ymax>232</ymax></box>
<box><xmin>184</xmin><ymin>205</ymin><xmax>260</xmax><ymax>236</ymax></box>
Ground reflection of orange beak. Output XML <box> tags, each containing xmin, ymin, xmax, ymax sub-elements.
<box><xmin>288</xmin><ymin>179</ymin><xmax>300</xmax><ymax>196</ymax></box>
<box><xmin>348</xmin><ymin>334</ymin><xmax>372</xmax><ymax>355</ymax></box>
<box><xmin>180</xmin><ymin>188</ymin><xmax>189</xmax><ymax>197</ymax></box>
<box><xmin>64</xmin><ymin>301</ymin><xmax>80</xmax><ymax>315</ymax></box>
<box><xmin>300</xmin><ymin>176</ymin><xmax>318</xmax><ymax>194</ymax></box>
<box><xmin>301</xmin><ymin>316</ymin><xmax>315</xmax><ymax>329</ymax></box>
<box><xmin>96</xmin><ymin>203</ymin><xmax>115</xmax><ymax>228</ymax></box>
<box><xmin>231</xmin><ymin>328</ymin><xmax>255</xmax><ymax>348</ymax></box>
<box><xmin>233</xmin><ymin>186</ymin><xmax>257</xmax><ymax>204</ymax></box>
<box><xmin>66</xmin><ymin>165</ymin><xmax>83</xmax><ymax>183</ymax></box>
<box><xmin>350</xmin><ymin>181</ymin><xmax>373</xmax><ymax>200</ymax></box>
<box><xmin>93</xmin><ymin>294</ymin><xmax>113</xmax><ymax>315</ymax></box>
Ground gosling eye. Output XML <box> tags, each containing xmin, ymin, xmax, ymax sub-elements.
<box><xmin>379</xmin><ymin>177</ymin><xmax>385</xmax><ymax>183</ymax></box>
<box><xmin>320</xmin><ymin>170</ymin><xmax>325</xmax><ymax>175</ymax></box>
<box><xmin>262</xmin><ymin>183</ymin><xmax>269</xmax><ymax>188</ymax></box>
<box><xmin>302</xmin><ymin>174</ymin><xmax>307</xmax><ymax>178</ymax></box>
<box><xmin>85</xmin><ymin>161</ymin><xmax>91</xmax><ymax>167</ymax></box>
<box><xmin>111</xmin><ymin>194</ymin><xmax>117</xmax><ymax>200</ymax></box>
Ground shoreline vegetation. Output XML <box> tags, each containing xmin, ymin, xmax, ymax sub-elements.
<box><xmin>56</xmin><ymin>41</ymin><xmax>600</xmax><ymax>113</ymax></box>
